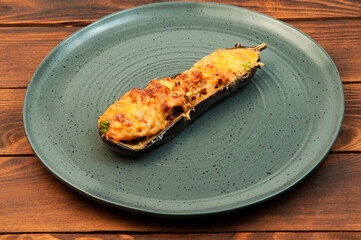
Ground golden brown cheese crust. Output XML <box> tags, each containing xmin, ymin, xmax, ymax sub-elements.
<box><xmin>98</xmin><ymin>47</ymin><xmax>261</xmax><ymax>142</ymax></box>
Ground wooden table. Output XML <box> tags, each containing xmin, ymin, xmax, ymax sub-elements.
<box><xmin>1</xmin><ymin>0</ymin><xmax>361</xmax><ymax>239</ymax></box>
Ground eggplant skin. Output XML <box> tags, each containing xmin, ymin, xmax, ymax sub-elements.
<box><xmin>100</xmin><ymin>44</ymin><xmax>266</xmax><ymax>157</ymax></box>
<box><xmin>101</xmin><ymin>67</ymin><xmax>259</xmax><ymax>157</ymax></box>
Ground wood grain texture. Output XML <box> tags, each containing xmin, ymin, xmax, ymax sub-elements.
<box><xmin>1</xmin><ymin>84</ymin><xmax>360</xmax><ymax>155</ymax></box>
<box><xmin>333</xmin><ymin>84</ymin><xmax>361</xmax><ymax>151</ymax></box>
<box><xmin>0</xmin><ymin>0</ymin><xmax>360</xmax><ymax>24</ymax></box>
<box><xmin>0</xmin><ymin>20</ymin><xmax>360</xmax><ymax>88</ymax></box>
<box><xmin>0</xmin><ymin>153</ymin><xmax>360</xmax><ymax>232</ymax></box>
<box><xmin>1</xmin><ymin>233</ymin><xmax>361</xmax><ymax>240</ymax></box>
<box><xmin>291</xmin><ymin>20</ymin><xmax>361</xmax><ymax>83</ymax></box>
<box><xmin>0</xmin><ymin>0</ymin><xmax>360</xmax><ymax>237</ymax></box>
<box><xmin>0</xmin><ymin>27</ymin><xmax>79</xmax><ymax>88</ymax></box>
<box><xmin>0</xmin><ymin>89</ymin><xmax>32</xmax><ymax>154</ymax></box>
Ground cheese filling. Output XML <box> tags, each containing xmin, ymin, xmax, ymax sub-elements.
<box><xmin>98</xmin><ymin>47</ymin><xmax>261</xmax><ymax>142</ymax></box>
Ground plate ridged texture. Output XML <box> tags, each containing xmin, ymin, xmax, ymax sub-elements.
<box><xmin>23</xmin><ymin>2</ymin><xmax>343</xmax><ymax>216</ymax></box>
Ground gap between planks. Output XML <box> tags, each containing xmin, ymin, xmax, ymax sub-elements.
<box><xmin>0</xmin><ymin>21</ymin><xmax>92</xmax><ymax>28</ymax></box>
<box><xmin>1</xmin><ymin>230</ymin><xmax>361</xmax><ymax>234</ymax></box>
<box><xmin>0</xmin><ymin>16</ymin><xmax>361</xmax><ymax>28</ymax></box>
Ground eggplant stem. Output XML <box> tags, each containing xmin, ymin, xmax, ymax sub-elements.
<box><xmin>254</xmin><ymin>43</ymin><xmax>267</xmax><ymax>52</ymax></box>
<box><xmin>234</xmin><ymin>43</ymin><xmax>267</xmax><ymax>52</ymax></box>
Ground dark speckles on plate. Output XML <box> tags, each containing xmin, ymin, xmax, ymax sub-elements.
<box><xmin>23</xmin><ymin>2</ymin><xmax>343</xmax><ymax>217</ymax></box>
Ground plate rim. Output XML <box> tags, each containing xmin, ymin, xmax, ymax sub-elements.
<box><xmin>23</xmin><ymin>1</ymin><xmax>344</xmax><ymax>217</ymax></box>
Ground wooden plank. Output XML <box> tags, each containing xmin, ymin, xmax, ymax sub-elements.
<box><xmin>0</xmin><ymin>0</ymin><xmax>360</xmax><ymax>24</ymax></box>
<box><xmin>0</xmin><ymin>89</ymin><xmax>32</xmax><ymax>154</ymax></box>
<box><xmin>0</xmin><ymin>27</ymin><xmax>79</xmax><ymax>88</ymax></box>
<box><xmin>0</xmin><ymin>153</ymin><xmax>360</xmax><ymax>232</ymax></box>
<box><xmin>333</xmin><ymin>84</ymin><xmax>361</xmax><ymax>151</ymax></box>
<box><xmin>291</xmin><ymin>20</ymin><xmax>361</xmax><ymax>84</ymax></box>
<box><xmin>0</xmin><ymin>20</ymin><xmax>360</xmax><ymax>88</ymax></box>
<box><xmin>1</xmin><ymin>233</ymin><xmax>361</xmax><ymax>240</ymax></box>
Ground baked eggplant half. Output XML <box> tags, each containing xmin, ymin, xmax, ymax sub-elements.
<box><xmin>98</xmin><ymin>43</ymin><xmax>267</xmax><ymax>157</ymax></box>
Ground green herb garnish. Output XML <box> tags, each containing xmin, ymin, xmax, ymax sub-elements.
<box><xmin>100</xmin><ymin>120</ymin><xmax>109</xmax><ymax>134</ymax></box>
<box><xmin>243</xmin><ymin>61</ymin><xmax>251</xmax><ymax>71</ymax></box>
<box><xmin>169</xmin><ymin>86</ymin><xmax>174</xmax><ymax>91</ymax></box>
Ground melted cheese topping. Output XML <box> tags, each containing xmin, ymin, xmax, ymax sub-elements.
<box><xmin>98</xmin><ymin>47</ymin><xmax>261</xmax><ymax>142</ymax></box>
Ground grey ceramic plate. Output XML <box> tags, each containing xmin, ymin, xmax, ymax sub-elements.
<box><xmin>23</xmin><ymin>2</ymin><xmax>344</xmax><ymax>217</ymax></box>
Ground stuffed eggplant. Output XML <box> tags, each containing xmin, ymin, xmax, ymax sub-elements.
<box><xmin>98</xmin><ymin>43</ymin><xmax>267</xmax><ymax>156</ymax></box>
